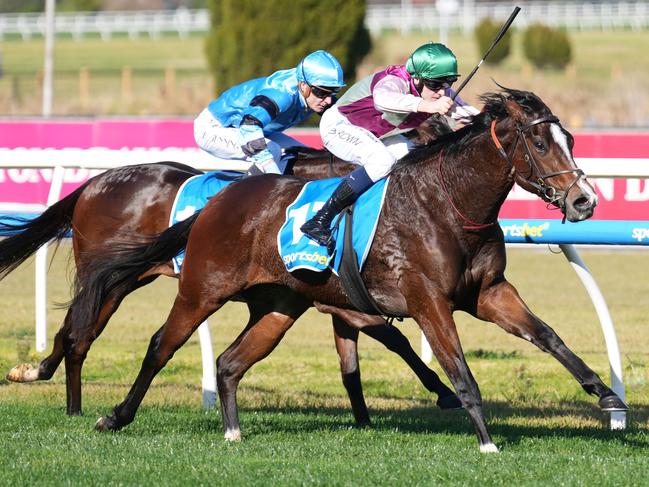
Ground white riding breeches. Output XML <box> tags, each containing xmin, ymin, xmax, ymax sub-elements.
<box><xmin>193</xmin><ymin>108</ymin><xmax>305</xmax><ymax>173</ymax></box>
<box><xmin>319</xmin><ymin>105</ymin><xmax>415</xmax><ymax>182</ymax></box>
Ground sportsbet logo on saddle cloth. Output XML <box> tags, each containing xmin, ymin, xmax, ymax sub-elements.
<box><xmin>278</xmin><ymin>177</ymin><xmax>389</xmax><ymax>273</ymax></box>
<box><xmin>170</xmin><ymin>170</ymin><xmax>242</xmax><ymax>272</ymax></box>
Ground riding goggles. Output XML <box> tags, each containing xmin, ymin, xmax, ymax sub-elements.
<box><xmin>309</xmin><ymin>85</ymin><xmax>340</xmax><ymax>99</ymax></box>
<box><xmin>423</xmin><ymin>76</ymin><xmax>458</xmax><ymax>91</ymax></box>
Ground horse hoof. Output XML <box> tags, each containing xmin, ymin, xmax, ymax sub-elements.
<box><xmin>224</xmin><ymin>428</ymin><xmax>241</xmax><ymax>441</ymax></box>
<box><xmin>479</xmin><ymin>442</ymin><xmax>499</xmax><ymax>454</ymax></box>
<box><xmin>6</xmin><ymin>363</ymin><xmax>39</xmax><ymax>383</ymax></box>
<box><xmin>95</xmin><ymin>416</ymin><xmax>118</xmax><ymax>432</ymax></box>
<box><xmin>599</xmin><ymin>394</ymin><xmax>629</xmax><ymax>412</ymax></box>
<box><xmin>355</xmin><ymin>420</ymin><xmax>372</xmax><ymax>429</ymax></box>
<box><xmin>437</xmin><ymin>393</ymin><xmax>463</xmax><ymax>410</ymax></box>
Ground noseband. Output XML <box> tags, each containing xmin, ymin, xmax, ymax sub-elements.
<box><xmin>490</xmin><ymin>116</ymin><xmax>585</xmax><ymax>210</ymax></box>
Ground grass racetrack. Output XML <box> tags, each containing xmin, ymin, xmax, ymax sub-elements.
<box><xmin>1</xmin><ymin>244</ymin><xmax>648</xmax><ymax>485</ymax></box>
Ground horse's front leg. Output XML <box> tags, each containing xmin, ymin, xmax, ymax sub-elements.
<box><xmin>476</xmin><ymin>279</ymin><xmax>628</xmax><ymax>411</ymax></box>
<box><xmin>406</xmin><ymin>286</ymin><xmax>498</xmax><ymax>453</ymax></box>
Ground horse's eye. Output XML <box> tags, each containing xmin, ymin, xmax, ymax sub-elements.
<box><xmin>533</xmin><ymin>140</ymin><xmax>546</xmax><ymax>152</ymax></box>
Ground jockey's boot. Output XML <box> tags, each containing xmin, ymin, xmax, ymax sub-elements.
<box><xmin>300</xmin><ymin>178</ymin><xmax>357</xmax><ymax>252</ymax></box>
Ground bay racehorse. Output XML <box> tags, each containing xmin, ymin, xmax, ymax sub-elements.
<box><xmin>72</xmin><ymin>88</ymin><xmax>627</xmax><ymax>452</ymax></box>
<box><xmin>0</xmin><ymin>119</ymin><xmax>459</xmax><ymax>420</ymax></box>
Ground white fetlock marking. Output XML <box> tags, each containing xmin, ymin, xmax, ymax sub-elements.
<box><xmin>224</xmin><ymin>428</ymin><xmax>241</xmax><ymax>442</ymax></box>
<box><xmin>479</xmin><ymin>443</ymin><xmax>499</xmax><ymax>453</ymax></box>
<box><xmin>23</xmin><ymin>365</ymin><xmax>40</xmax><ymax>381</ymax></box>
<box><xmin>6</xmin><ymin>363</ymin><xmax>38</xmax><ymax>382</ymax></box>
<box><xmin>95</xmin><ymin>417</ymin><xmax>106</xmax><ymax>430</ymax></box>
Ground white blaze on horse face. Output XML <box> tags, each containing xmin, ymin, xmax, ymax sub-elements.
<box><xmin>550</xmin><ymin>123</ymin><xmax>598</xmax><ymax>202</ymax></box>
<box><xmin>550</xmin><ymin>123</ymin><xmax>573</xmax><ymax>163</ymax></box>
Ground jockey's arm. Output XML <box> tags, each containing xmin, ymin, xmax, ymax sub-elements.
<box><xmin>372</xmin><ymin>75</ymin><xmax>421</xmax><ymax>114</ymax></box>
<box><xmin>239</xmin><ymin>91</ymin><xmax>287</xmax><ymax>174</ymax></box>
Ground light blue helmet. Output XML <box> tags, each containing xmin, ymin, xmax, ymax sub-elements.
<box><xmin>296</xmin><ymin>50</ymin><xmax>345</xmax><ymax>89</ymax></box>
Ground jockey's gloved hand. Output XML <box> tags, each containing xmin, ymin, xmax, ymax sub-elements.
<box><xmin>248</xmin><ymin>149</ymin><xmax>281</xmax><ymax>175</ymax></box>
<box><xmin>238</xmin><ymin>124</ymin><xmax>267</xmax><ymax>157</ymax></box>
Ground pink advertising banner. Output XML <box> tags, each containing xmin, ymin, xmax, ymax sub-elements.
<box><xmin>0</xmin><ymin>119</ymin><xmax>647</xmax><ymax>220</ymax></box>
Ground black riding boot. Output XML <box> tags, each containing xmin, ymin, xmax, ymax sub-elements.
<box><xmin>300</xmin><ymin>179</ymin><xmax>358</xmax><ymax>251</ymax></box>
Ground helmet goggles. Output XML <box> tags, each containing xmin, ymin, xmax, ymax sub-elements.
<box><xmin>309</xmin><ymin>85</ymin><xmax>340</xmax><ymax>99</ymax></box>
<box><xmin>422</xmin><ymin>75</ymin><xmax>458</xmax><ymax>92</ymax></box>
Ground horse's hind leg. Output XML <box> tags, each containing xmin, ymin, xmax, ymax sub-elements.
<box><xmin>6</xmin><ymin>329</ymin><xmax>65</xmax><ymax>383</ymax></box>
<box><xmin>316</xmin><ymin>304</ymin><xmax>462</xmax><ymax>411</ymax></box>
<box><xmin>476</xmin><ymin>279</ymin><xmax>628</xmax><ymax>411</ymax></box>
<box><xmin>95</xmin><ymin>290</ymin><xmax>222</xmax><ymax>432</ymax></box>
<box><xmin>331</xmin><ymin>316</ymin><xmax>370</xmax><ymax>426</ymax></box>
<box><xmin>358</xmin><ymin>321</ymin><xmax>461</xmax><ymax>409</ymax></box>
<box><xmin>62</xmin><ymin>285</ymin><xmax>144</xmax><ymax>415</ymax></box>
<box><xmin>217</xmin><ymin>295</ymin><xmax>310</xmax><ymax>440</ymax></box>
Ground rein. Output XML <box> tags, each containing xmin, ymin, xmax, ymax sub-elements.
<box><xmin>437</xmin><ymin>150</ymin><xmax>495</xmax><ymax>231</ymax></box>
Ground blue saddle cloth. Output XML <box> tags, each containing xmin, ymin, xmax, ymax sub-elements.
<box><xmin>170</xmin><ymin>170</ymin><xmax>242</xmax><ymax>272</ymax></box>
<box><xmin>278</xmin><ymin>177</ymin><xmax>389</xmax><ymax>274</ymax></box>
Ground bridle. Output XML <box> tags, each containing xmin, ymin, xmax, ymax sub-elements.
<box><xmin>490</xmin><ymin>115</ymin><xmax>585</xmax><ymax>210</ymax></box>
<box><xmin>438</xmin><ymin>112</ymin><xmax>587</xmax><ymax>231</ymax></box>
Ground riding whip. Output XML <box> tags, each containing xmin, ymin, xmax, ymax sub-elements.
<box><xmin>451</xmin><ymin>6</ymin><xmax>521</xmax><ymax>101</ymax></box>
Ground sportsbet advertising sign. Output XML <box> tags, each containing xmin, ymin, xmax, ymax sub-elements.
<box><xmin>0</xmin><ymin>120</ymin><xmax>647</xmax><ymax>245</ymax></box>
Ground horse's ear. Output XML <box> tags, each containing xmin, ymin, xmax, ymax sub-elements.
<box><xmin>504</xmin><ymin>99</ymin><xmax>526</xmax><ymax>123</ymax></box>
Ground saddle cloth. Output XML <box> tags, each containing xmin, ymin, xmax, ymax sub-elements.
<box><xmin>277</xmin><ymin>177</ymin><xmax>389</xmax><ymax>274</ymax></box>
<box><xmin>170</xmin><ymin>170</ymin><xmax>242</xmax><ymax>272</ymax></box>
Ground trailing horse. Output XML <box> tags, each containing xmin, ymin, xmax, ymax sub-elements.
<box><xmin>0</xmin><ymin>119</ymin><xmax>459</xmax><ymax>419</ymax></box>
<box><xmin>73</xmin><ymin>88</ymin><xmax>627</xmax><ymax>452</ymax></box>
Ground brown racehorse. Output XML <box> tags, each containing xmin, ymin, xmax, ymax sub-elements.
<box><xmin>0</xmin><ymin>119</ymin><xmax>459</xmax><ymax>420</ymax></box>
<box><xmin>72</xmin><ymin>88</ymin><xmax>628</xmax><ymax>452</ymax></box>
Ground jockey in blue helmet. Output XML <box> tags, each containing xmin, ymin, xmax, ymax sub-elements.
<box><xmin>194</xmin><ymin>50</ymin><xmax>345</xmax><ymax>175</ymax></box>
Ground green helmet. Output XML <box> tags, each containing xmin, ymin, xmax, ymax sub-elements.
<box><xmin>406</xmin><ymin>43</ymin><xmax>458</xmax><ymax>80</ymax></box>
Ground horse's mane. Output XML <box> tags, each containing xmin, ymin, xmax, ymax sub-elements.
<box><xmin>391</xmin><ymin>87</ymin><xmax>553</xmax><ymax>172</ymax></box>
<box><xmin>284</xmin><ymin>146</ymin><xmax>330</xmax><ymax>160</ymax></box>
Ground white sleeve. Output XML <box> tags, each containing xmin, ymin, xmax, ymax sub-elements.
<box><xmin>446</xmin><ymin>88</ymin><xmax>480</xmax><ymax>123</ymax></box>
<box><xmin>373</xmin><ymin>75</ymin><xmax>422</xmax><ymax>114</ymax></box>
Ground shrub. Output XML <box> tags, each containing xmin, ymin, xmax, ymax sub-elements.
<box><xmin>473</xmin><ymin>17</ymin><xmax>512</xmax><ymax>65</ymax></box>
<box><xmin>523</xmin><ymin>23</ymin><xmax>572</xmax><ymax>69</ymax></box>
<box><xmin>204</xmin><ymin>0</ymin><xmax>371</xmax><ymax>96</ymax></box>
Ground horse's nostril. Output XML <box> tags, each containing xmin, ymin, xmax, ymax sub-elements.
<box><xmin>573</xmin><ymin>196</ymin><xmax>592</xmax><ymax>210</ymax></box>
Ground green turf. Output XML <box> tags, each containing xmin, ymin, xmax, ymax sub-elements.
<box><xmin>1</xmin><ymin>246</ymin><xmax>648</xmax><ymax>484</ymax></box>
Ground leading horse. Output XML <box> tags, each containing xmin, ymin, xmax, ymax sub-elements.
<box><xmin>0</xmin><ymin>120</ymin><xmax>459</xmax><ymax>419</ymax></box>
<box><xmin>73</xmin><ymin>88</ymin><xmax>627</xmax><ymax>452</ymax></box>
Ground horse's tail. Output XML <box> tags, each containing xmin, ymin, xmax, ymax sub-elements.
<box><xmin>0</xmin><ymin>181</ymin><xmax>90</xmax><ymax>280</ymax></box>
<box><xmin>69</xmin><ymin>212</ymin><xmax>200</xmax><ymax>337</ymax></box>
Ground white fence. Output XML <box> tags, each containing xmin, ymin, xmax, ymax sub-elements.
<box><xmin>1</xmin><ymin>2</ymin><xmax>648</xmax><ymax>41</ymax></box>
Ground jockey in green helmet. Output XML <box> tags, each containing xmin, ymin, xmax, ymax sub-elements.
<box><xmin>300</xmin><ymin>42</ymin><xmax>479</xmax><ymax>252</ymax></box>
<box><xmin>406</xmin><ymin>42</ymin><xmax>460</xmax><ymax>92</ymax></box>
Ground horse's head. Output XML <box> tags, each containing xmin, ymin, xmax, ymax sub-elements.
<box><xmin>486</xmin><ymin>88</ymin><xmax>597</xmax><ymax>222</ymax></box>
